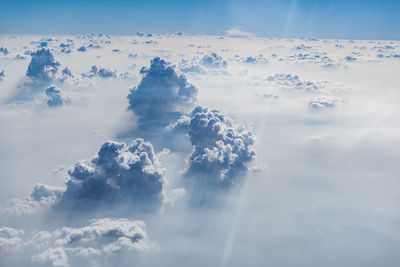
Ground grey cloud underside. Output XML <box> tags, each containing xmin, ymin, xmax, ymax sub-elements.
<box><xmin>127</xmin><ymin>57</ymin><xmax>198</xmax><ymax>130</ymax></box>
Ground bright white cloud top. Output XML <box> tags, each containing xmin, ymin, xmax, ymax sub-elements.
<box><xmin>0</xmin><ymin>33</ymin><xmax>400</xmax><ymax>267</ymax></box>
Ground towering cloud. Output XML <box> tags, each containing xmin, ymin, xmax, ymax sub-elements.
<box><xmin>56</xmin><ymin>138</ymin><xmax>165</xmax><ymax>212</ymax></box>
<box><xmin>127</xmin><ymin>57</ymin><xmax>198</xmax><ymax>130</ymax></box>
<box><xmin>26</xmin><ymin>48</ymin><xmax>60</xmax><ymax>82</ymax></box>
<box><xmin>184</xmin><ymin>106</ymin><xmax>255</xmax><ymax>203</ymax></box>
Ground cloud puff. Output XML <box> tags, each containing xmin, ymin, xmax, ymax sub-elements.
<box><xmin>225</xmin><ymin>29</ymin><xmax>255</xmax><ymax>38</ymax></box>
<box><xmin>77</xmin><ymin>46</ymin><xmax>86</xmax><ymax>52</ymax></box>
<box><xmin>184</xmin><ymin>106</ymin><xmax>255</xmax><ymax>202</ymax></box>
<box><xmin>45</xmin><ymin>85</ymin><xmax>67</xmax><ymax>107</ymax></box>
<box><xmin>266</xmin><ymin>73</ymin><xmax>342</xmax><ymax>93</ymax></box>
<box><xmin>266</xmin><ymin>73</ymin><xmax>317</xmax><ymax>90</ymax></box>
<box><xmin>344</xmin><ymin>55</ymin><xmax>357</xmax><ymax>62</ymax></box>
<box><xmin>0</xmin><ymin>47</ymin><xmax>9</xmax><ymax>55</ymax></box>
<box><xmin>14</xmin><ymin>54</ymin><xmax>26</xmax><ymax>60</ymax></box>
<box><xmin>0</xmin><ymin>227</ymin><xmax>24</xmax><ymax>255</ymax></box>
<box><xmin>81</xmin><ymin>65</ymin><xmax>117</xmax><ymax>79</ymax></box>
<box><xmin>308</xmin><ymin>97</ymin><xmax>341</xmax><ymax>109</ymax></box>
<box><xmin>179</xmin><ymin>59</ymin><xmax>206</xmax><ymax>74</ymax></box>
<box><xmin>0</xmin><ymin>219</ymin><xmax>151</xmax><ymax>267</ymax></box>
<box><xmin>237</xmin><ymin>54</ymin><xmax>268</xmax><ymax>64</ymax></box>
<box><xmin>26</xmin><ymin>48</ymin><xmax>60</xmax><ymax>83</ymax></box>
<box><xmin>55</xmin><ymin>138</ymin><xmax>165</xmax><ymax>212</ymax></box>
<box><xmin>30</xmin><ymin>183</ymin><xmax>64</xmax><ymax>202</ymax></box>
<box><xmin>31</xmin><ymin>218</ymin><xmax>151</xmax><ymax>267</ymax></box>
<box><xmin>127</xmin><ymin>57</ymin><xmax>198</xmax><ymax>130</ymax></box>
<box><xmin>201</xmin><ymin>53</ymin><xmax>227</xmax><ymax>68</ymax></box>
<box><xmin>295</xmin><ymin>44</ymin><xmax>312</xmax><ymax>50</ymax></box>
<box><xmin>2</xmin><ymin>184</ymin><xmax>64</xmax><ymax>215</ymax></box>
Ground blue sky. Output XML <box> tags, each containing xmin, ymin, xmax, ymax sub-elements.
<box><xmin>1</xmin><ymin>0</ymin><xmax>399</xmax><ymax>39</ymax></box>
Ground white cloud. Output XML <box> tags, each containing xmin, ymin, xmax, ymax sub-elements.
<box><xmin>225</xmin><ymin>29</ymin><xmax>255</xmax><ymax>39</ymax></box>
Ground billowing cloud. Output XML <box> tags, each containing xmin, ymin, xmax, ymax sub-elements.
<box><xmin>45</xmin><ymin>85</ymin><xmax>66</xmax><ymax>107</ymax></box>
<box><xmin>31</xmin><ymin>218</ymin><xmax>151</xmax><ymax>267</ymax></box>
<box><xmin>0</xmin><ymin>219</ymin><xmax>151</xmax><ymax>267</ymax></box>
<box><xmin>3</xmin><ymin>139</ymin><xmax>166</xmax><ymax>215</ymax></box>
<box><xmin>55</xmin><ymin>138</ymin><xmax>165</xmax><ymax>212</ymax></box>
<box><xmin>0</xmin><ymin>47</ymin><xmax>9</xmax><ymax>55</ymax></box>
<box><xmin>179</xmin><ymin>59</ymin><xmax>206</xmax><ymax>74</ymax></box>
<box><xmin>3</xmin><ymin>184</ymin><xmax>63</xmax><ymax>216</ymax></box>
<box><xmin>77</xmin><ymin>46</ymin><xmax>86</xmax><ymax>52</ymax></box>
<box><xmin>26</xmin><ymin>48</ymin><xmax>60</xmax><ymax>83</ymax></box>
<box><xmin>266</xmin><ymin>73</ymin><xmax>348</xmax><ymax>93</ymax></box>
<box><xmin>127</xmin><ymin>57</ymin><xmax>198</xmax><ymax>130</ymax></box>
<box><xmin>295</xmin><ymin>44</ymin><xmax>312</xmax><ymax>50</ymax></box>
<box><xmin>0</xmin><ymin>227</ymin><xmax>24</xmax><ymax>255</ymax></box>
<box><xmin>14</xmin><ymin>54</ymin><xmax>26</xmax><ymax>60</ymax></box>
<box><xmin>184</xmin><ymin>106</ymin><xmax>255</xmax><ymax>203</ymax></box>
<box><xmin>201</xmin><ymin>53</ymin><xmax>227</xmax><ymax>68</ymax></box>
<box><xmin>81</xmin><ymin>65</ymin><xmax>117</xmax><ymax>79</ymax></box>
<box><xmin>308</xmin><ymin>97</ymin><xmax>341</xmax><ymax>109</ymax></box>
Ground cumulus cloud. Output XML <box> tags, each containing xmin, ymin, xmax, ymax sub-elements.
<box><xmin>201</xmin><ymin>53</ymin><xmax>227</xmax><ymax>68</ymax></box>
<box><xmin>31</xmin><ymin>218</ymin><xmax>151</xmax><ymax>267</ymax></box>
<box><xmin>345</xmin><ymin>55</ymin><xmax>357</xmax><ymax>62</ymax></box>
<box><xmin>3</xmin><ymin>139</ymin><xmax>165</xmax><ymax>215</ymax></box>
<box><xmin>0</xmin><ymin>47</ymin><xmax>9</xmax><ymax>55</ymax></box>
<box><xmin>225</xmin><ymin>29</ymin><xmax>255</xmax><ymax>38</ymax></box>
<box><xmin>308</xmin><ymin>97</ymin><xmax>341</xmax><ymax>109</ymax></box>
<box><xmin>0</xmin><ymin>227</ymin><xmax>24</xmax><ymax>255</ymax></box>
<box><xmin>265</xmin><ymin>73</ymin><xmax>348</xmax><ymax>93</ymax></box>
<box><xmin>45</xmin><ymin>85</ymin><xmax>67</xmax><ymax>107</ymax></box>
<box><xmin>179</xmin><ymin>59</ymin><xmax>206</xmax><ymax>74</ymax></box>
<box><xmin>237</xmin><ymin>54</ymin><xmax>268</xmax><ymax>64</ymax></box>
<box><xmin>295</xmin><ymin>44</ymin><xmax>312</xmax><ymax>50</ymax></box>
<box><xmin>0</xmin><ymin>219</ymin><xmax>151</xmax><ymax>267</ymax></box>
<box><xmin>26</xmin><ymin>48</ymin><xmax>60</xmax><ymax>83</ymax></box>
<box><xmin>14</xmin><ymin>54</ymin><xmax>26</xmax><ymax>60</ymax></box>
<box><xmin>81</xmin><ymin>65</ymin><xmax>117</xmax><ymax>79</ymax></box>
<box><xmin>55</xmin><ymin>138</ymin><xmax>165</xmax><ymax>212</ymax></box>
<box><xmin>183</xmin><ymin>106</ymin><xmax>255</xmax><ymax>203</ymax></box>
<box><xmin>127</xmin><ymin>57</ymin><xmax>198</xmax><ymax>130</ymax></box>
<box><xmin>77</xmin><ymin>46</ymin><xmax>86</xmax><ymax>52</ymax></box>
<box><xmin>3</xmin><ymin>184</ymin><xmax>63</xmax><ymax>215</ymax></box>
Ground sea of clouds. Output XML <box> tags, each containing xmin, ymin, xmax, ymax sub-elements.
<box><xmin>0</xmin><ymin>33</ymin><xmax>400</xmax><ymax>267</ymax></box>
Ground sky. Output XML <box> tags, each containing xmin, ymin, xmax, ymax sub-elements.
<box><xmin>0</xmin><ymin>0</ymin><xmax>400</xmax><ymax>39</ymax></box>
